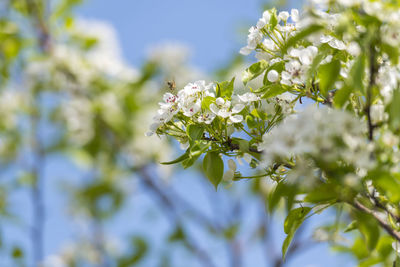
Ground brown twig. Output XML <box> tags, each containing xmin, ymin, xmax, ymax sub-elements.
<box><xmin>351</xmin><ymin>200</ymin><xmax>400</xmax><ymax>242</ymax></box>
<box><xmin>139</xmin><ymin>167</ymin><xmax>217</xmax><ymax>267</ymax></box>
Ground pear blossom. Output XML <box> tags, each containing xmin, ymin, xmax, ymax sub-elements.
<box><xmin>210</xmin><ymin>98</ymin><xmax>245</xmax><ymax>124</ymax></box>
<box><xmin>278</xmin><ymin>11</ymin><xmax>290</xmax><ymax>22</ymax></box>
<box><xmin>281</xmin><ymin>59</ymin><xmax>308</xmax><ymax>86</ymax></box>
<box><xmin>291</xmin><ymin>9</ymin><xmax>300</xmax><ymax>22</ymax></box>
<box><xmin>259</xmin><ymin>106</ymin><xmax>373</xmax><ymax>170</ymax></box>
<box><xmin>257</xmin><ymin>10</ymin><xmax>271</xmax><ymax>28</ymax></box>
<box><xmin>240</xmin><ymin>26</ymin><xmax>263</xmax><ymax>55</ymax></box>
<box><xmin>237</xmin><ymin>92</ymin><xmax>259</xmax><ymax>104</ymax></box>
<box><xmin>198</xmin><ymin>110</ymin><xmax>216</xmax><ymax>124</ymax></box>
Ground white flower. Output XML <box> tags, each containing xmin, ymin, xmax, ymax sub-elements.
<box><xmin>267</xmin><ymin>70</ymin><xmax>279</xmax><ymax>82</ymax></box>
<box><xmin>298</xmin><ymin>46</ymin><xmax>318</xmax><ymax>65</ymax></box>
<box><xmin>278</xmin><ymin>11</ymin><xmax>290</xmax><ymax>21</ymax></box>
<box><xmin>240</xmin><ymin>46</ymin><xmax>253</xmax><ymax>56</ymax></box>
<box><xmin>238</xmin><ymin>92</ymin><xmax>259</xmax><ymax>103</ymax></box>
<box><xmin>243</xmin><ymin>153</ymin><xmax>252</xmax><ymax>164</ymax></box>
<box><xmin>262</xmin><ymin>39</ymin><xmax>277</xmax><ymax>51</ymax></box>
<box><xmin>346</xmin><ymin>42</ymin><xmax>361</xmax><ymax>56</ymax></box>
<box><xmin>291</xmin><ymin>9</ymin><xmax>300</xmax><ymax>22</ymax></box>
<box><xmin>198</xmin><ymin>110</ymin><xmax>216</xmax><ymax>124</ymax></box>
<box><xmin>259</xmin><ymin>106</ymin><xmax>372</xmax><ymax>171</ymax></box>
<box><xmin>257</xmin><ymin>11</ymin><xmax>271</xmax><ymax>28</ymax></box>
<box><xmin>247</xmin><ymin>26</ymin><xmax>263</xmax><ymax>49</ymax></box>
<box><xmin>328</xmin><ymin>39</ymin><xmax>346</xmax><ymax>50</ymax></box>
<box><xmin>210</xmin><ymin>98</ymin><xmax>244</xmax><ymax>124</ymax></box>
<box><xmin>370</xmin><ymin>102</ymin><xmax>387</xmax><ymax>124</ymax></box>
<box><xmin>382</xmin><ymin>24</ymin><xmax>400</xmax><ymax>47</ymax></box>
<box><xmin>281</xmin><ymin>59</ymin><xmax>307</xmax><ymax>86</ymax></box>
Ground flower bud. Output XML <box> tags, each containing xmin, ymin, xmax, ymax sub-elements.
<box><xmin>267</xmin><ymin>70</ymin><xmax>279</xmax><ymax>82</ymax></box>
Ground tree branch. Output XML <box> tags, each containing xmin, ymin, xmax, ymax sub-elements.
<box><xmin>351</xmin><ymin>200</ymin><xmax>400</xmax><ymax>242</ymax></box>
<box><xmin>139</xmin><ymin>167</ymin><xmax>217</xmax><ymax>267</ymax></box>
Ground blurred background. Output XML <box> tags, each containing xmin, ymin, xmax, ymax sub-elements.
<box><xmin>0</xmin><ymin>0</ymin><xmax>355</xmax><ymax>266</ymax></box>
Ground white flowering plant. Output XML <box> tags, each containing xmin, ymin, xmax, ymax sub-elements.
<box><xmin>150</xmin><ymin>0</ymin><xmax>400</xmax><ymax>264</ymax></box>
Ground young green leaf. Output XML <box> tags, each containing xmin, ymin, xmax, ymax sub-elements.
<box><xmin>243</xmin><ymin>60</ymin><xmax>268</xmax><ymax>85</ymax></box>
<box><xmin>334</xmin><ymin>54</ymin><xmax>365</xmax><ymax>107</ymax></box>
<box><xmin>186</xmin><ymin>124</ymin><xmax>204</xmax><ymax>144</ymax></box>
<box><xmin>203</xmin><ymin>152</ymin><xmax>224</xmax><ymax>190</ymax></box>
<box><xmin>282</xmin><ymin>24</ymin><xmax>324</xmax><ymax>53</ymax></box>
<box><xmin>262</xmin><ymin>84</ymin><xmax>288</xmax><ymax>99</ymax></box>
<box><xmin>216</xmin><ymin>77</ymin><xmax>235</xmax><ymax>98</ymax></box>
<box><xmin>160</xmin><ymin>151</ymin><xmax>190</xmax><ymax>165</ymax></box>
<box><xmin>282</xmin><ymin>207</ymin><xmax>312</xmax><ymax>259</ymax></box>
<box><xmin>318</xmin><ymin>59</ymin><xmax>341</xmax><ymax>96</ymax></box>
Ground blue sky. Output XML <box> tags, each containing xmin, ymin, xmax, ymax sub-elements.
<box><xmin>76</xmin><ymin>0</ymin><xmax>264</xmax><ymax>72</ymax></box>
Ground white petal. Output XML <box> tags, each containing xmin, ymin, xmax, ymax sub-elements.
<box><xmin>230</xmin><ymin>114</ymin><xmax>243</xmax><ymax>123</ymax></box>
<box><xmin>223</xmin><ymin>169</ymin><xmax>235</xmax><ymax>182</ymax></box>
<box><xmin>291</xmin><ymin>9</ymin><xmax>299</xmax><ymax>22</ymax></box>
<box><xmin>209</xmin><ymin>103</ymin><xmax>219</xmax><ymax>115</ymax></box>
<box><xmin>216</xmin><ymin>97</ymin><xmax>225</xmax><ymax>105</ymax></box>
<box><xmin>278</xmin><ymin>11</ymin><xmax>290</xmax><ymax>21</ymax></box>
<box><xmin>232</xmin><ymin>104</ymin><xmax>245</xmax><ymax>113</ymax></box>
<box><xmin>240</xmin><ymin>46</ymin><xmax>253</xmax><ymax>55</ymax></box>
<box><xmin>218</xmin><ymin>109</ymin><xmax>231</xmax><ymax>118</ymax></box>
<box><xmin>228</xmin><ymin>159</ymin><xmax>237</xmax><ymax>171</ymax></box>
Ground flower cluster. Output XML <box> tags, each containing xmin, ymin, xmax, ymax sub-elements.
<box><xmin>240</xmin><ymin>9</ymin><xmax>300</xmax><ymax>58</ymax></box>
<box><xmin>259</xmin><ymin>106</ymin><xmax>374</xmax><ymax>172</ymax></box>
<box><xmin>148</xmin><ymin>80</ymin><xmax>265</xmax><ymax>136</ymax></box>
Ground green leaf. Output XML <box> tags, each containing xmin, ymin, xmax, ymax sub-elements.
<box><xmin>201</xmin><ymin>96</ymin><xmax>215</xmax><ymax>110</ymax></box>
<box><xmin>282</xmin><ymin>207</ymin><xmax>312</xmax><ymax>259</ymax></box>
<box><xmin>11</xmin><ymin>247</ymin><xmax>23</xmax><ymax>259</ymax></box>
<box><xmin>186</xmin><ymin>124</ymin><xmax>204</xmax><ymax>144</ymax></box>
<box><xmin>333</xmin><ymin>84</ymin><xmax>352</xmax><ymax>108</ymax></box>
<box><xmin>318</xmin><ymin>59</ymin><xmax>341</xmax><ymax>96</ymax></box>
<box><xmin>168</xmin><ymin>226</ymin><xmax>186</xmax><ymax>242</ymax></box>
<box><xmin>381</xmin><ymin>43</ymin><xmax>399</xmax><ymax>66</ymax></box>
<box><xmin>261</xmin><ymin>84</ymin><xmax>288</xmax><ymax>99</ymax></box>
<box><xmin>118</xmin><ymin>237</ymin><xmax>148</xmax><ymax>267</ymax></box>
<box><xmin>334</xmin><ymin>54</ymin><xmax>365</xmax><ymax>107</ymax></box>
<box><xmin>389</xmin><ymin>88</ymin><xmax>400</xmax><ymax>131</ymax></box>
<box><xmin>304</xmin><ymin>183</ymin><xmax>337</xmax><ymax>203</ymax></box>
<box><xmin>216</xmin><ymin>77</ymin><xmax>235</xmax><ymax>98</ymax></box>
<box><xmin>232</xmin><ymin>138</ymin><xmax>249</xmax><ymax>152</ymax></box>
<box><xmin>282</xmin><ymin>24</ymin><xmax>324</xmax><ymax>53</ymax></box>
<box><xmin>243</xmin><ymin>60</ymin><xmax>268</xmax><ymax>85</ymax></box>
<box><xmin>268</xmin><ymin>9</ymin><xmax>278</xmax><ymax>30</ymax></box>
<box><xmin>203</xmin><ymin>152</ymin><xmax>224</xmax><ymax>190</ymax></box>
<box><xmin>182</xmin><ymin>141</ymin><xmax>211</xmax><ymax>168</ymax></box>
<box><xmin>355</xmin><ymin>211</ymin><xmax>380</xmax><ymax>251</ymax></box>
<box><xmin>245</xmin><ymin>115</ymin><xmax>257</xmax><ymax>129</ymax></box>
<box><xmin>161</xmin><ymin>151</ymin><xmax>190</xmax><ymax>165</ymax></box>
<box><xmin>344</xmin><ymin>220</ymin><xmax>358</xmax><ymax>233</ymax></box>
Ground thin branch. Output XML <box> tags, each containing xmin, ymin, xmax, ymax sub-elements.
<box><xmin>351</xmin><ymin>200</ymin><xmax>400</xmax><ymax>242</ymax></box>
<box><xmin>366</xmin><ymin>43</ymin><xmax>378</xmax><ymax>141</ymax></box>
<box><xmin>29</xmin><ymin>111</ymin><xmax>45</xmax><ymax>267</ymax></box>
<box><xmin>139</xmin><ymin>167</ymin><xmax>217</xmax><ymax>267</ymax></box>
